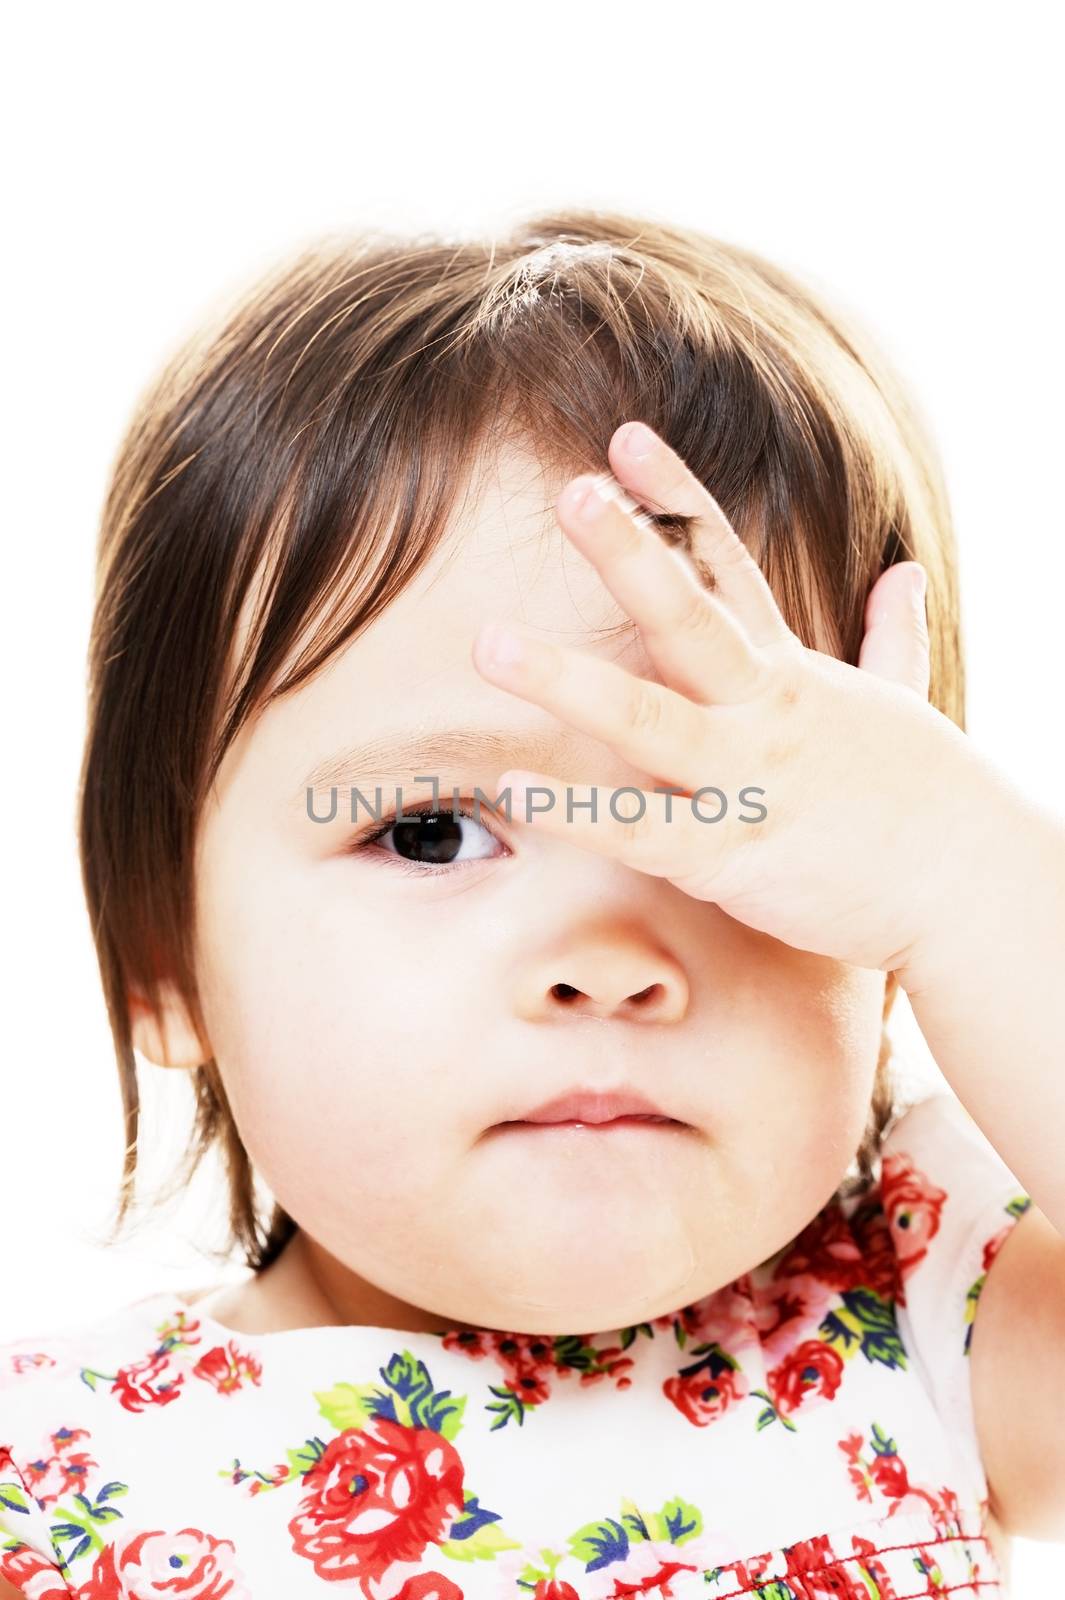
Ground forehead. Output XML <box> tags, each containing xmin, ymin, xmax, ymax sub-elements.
<box><xmin>217</xmin><ymin>439</ymin><xmax>835</xmax><ymax>801</ymax></box>
<box><xmin>363</xmin><ymin>437</ymin><xmax>833</xmax><ymax>662</ymax></box>
<box><xmin>360</xmin><ymin>440</ymin><xmax>641</xmax><ymax>661</ymax></box>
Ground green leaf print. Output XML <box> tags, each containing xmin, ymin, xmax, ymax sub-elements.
<box><xmin>689</xmin><ymin>1340</ymin><xmax>740</xmax><ymax>1373</ymax></box>
<box><xmin>287</xmin><ymin>1439</ymin><xmax>327</xmax><ymax>1476</ymax></box>
<box><xmin>485</xmin><ymin>1383</ymin><xmax>534</xmax><ymax>1430</ymax></box>
<box><xmin>963</xmin><ymin>1197</ymin><xmax>1029</xmax><ymax>1354</ymax></box>
<box><xmin>437</xmin><ymin>1489</ymin><xmax>522</xmax><ymax>1562</ymax></box>
<box><xmin>914</xmin><ymin>1553</ymin><xmax>945</xmax><ymax>1585</ymax></box>
<box><xmin>819</xmin><ymin>1288</ymin><xmax>906</xmax><ymax>1370</ymax></box>
<box><xmin>616</xmin><ymin>1321</ymin><xmax>655</xmax><ymax>1351</ymax></box>
<box><xmin>550</xmin><ymin>1333</ymin><xmax>627</xmax><ymax>1377</ymax></box>
<box><xmin>570</xmin><ymin>1515</ymin><xmax>629</xmax><ymax>1569</ymax></box>
<box><xmin>228</xmin><ymin>1353</ymin><xmax>473</xmax><ymax>1496</ymax></box>
<box><xmin>705</xmin><ymin>1574</ymin><xmax>797</xmax><ymax>1599</ymax></box>
<box><xmin>47</xmin><ymin>1481</ymin><xmax>129</xmax><ymax>1569</ymax></box>
<box><xmin>749</xmin><ymin>1390</ymin><xmax>799</xmax><ymax>1433</ymax></box>
<box><xmin>0</xmin><ymin>1481</ymin><xmax>32</xmax><ymax>1517</ymax></box>
<box><xmin>565</xmin><ymin>1495</ymin><xmax>703</xmax><ymax>1573</ymax></box>
<box><xmin>314</xmin><ymin>1380</ymin><xmax>386</xmax><ymax>1431</ymax></box>
<box><xmin>658</xmin><ymin>1496</ymin><xmax>702</xmax><ymax>1544</ymax></box>
<box><xmin>314</xmin><ymin>1352</ymin><xmax>466</xmax><ymax>1439</ymax></box>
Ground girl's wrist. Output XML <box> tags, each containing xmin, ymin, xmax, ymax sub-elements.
<box><xmin>894</xmin><ymin>761</ymin><xmax>1065</xmax><ymax>1001</ymax></box>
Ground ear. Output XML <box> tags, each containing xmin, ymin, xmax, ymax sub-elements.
<box><xmin>129</xmin><ymin>981</ymin><xmax>211</xmax><ymax>1069</ymax></box>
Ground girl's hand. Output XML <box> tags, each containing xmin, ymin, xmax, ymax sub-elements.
<box><xmin>471</xmin><ymin>420</ymin><xmax>987</xmax><ymax>978</ymax></box>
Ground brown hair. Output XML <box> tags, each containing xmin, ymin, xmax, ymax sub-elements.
<box><xmin>79</xmin><ymin>208</ymin><xmax>963</xmax><ymax>1274</ymax></box>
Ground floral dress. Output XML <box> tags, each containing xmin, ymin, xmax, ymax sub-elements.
<box><xmin>0</xmin><ymin>1092</ymin><xmax>1033</xmax><ymax>1599</ymax></box>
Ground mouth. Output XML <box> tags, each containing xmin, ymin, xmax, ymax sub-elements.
<box><xmin>502</xmin><ymin>1088</ymin><xmax>674</xmax><ymax>1126</ymax></box>
<box><xmin>486</xmin><ymin>1081</ymin><xmax>684</xmax><ymax>1132</ymax></box>
<box><xmin>494</xmin><ymin>1113</ymin><xmax>686</xmax><ymax>1132</ymax></box>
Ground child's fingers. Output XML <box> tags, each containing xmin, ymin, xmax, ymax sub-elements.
<box><xmin>603</xmin><ymin>421</ymin><xmax>797</xmax><ymax>652</ymax></box>
<box><xmin>471</xmin><ymin>623</ymin><xmax>730</xmax><ymax>796</ymax></box>
<box><xmin>492</xmin><ymin>772</ymin><xmax>733</xmax><ymax>885</ymax></box>
<box><xmin>554</xmin><ymin>472</ymin><xmax>769</xmax><ymax>706</ymax></box>
<box><xmin>857</xmin><ymin>564</ymin><xmax>931</xmax><ymax>701</ymax></box>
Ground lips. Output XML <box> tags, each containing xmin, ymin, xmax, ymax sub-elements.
<box><xmin>506</xmin><ymin>1088</ymin><xmax>680</xmax><ymax>1126</ymax></box>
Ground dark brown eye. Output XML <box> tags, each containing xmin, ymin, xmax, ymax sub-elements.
<box><xmin>358</xmin><ymin>802</ymin><xmax>506</xmax><ymax>872</ymax></box>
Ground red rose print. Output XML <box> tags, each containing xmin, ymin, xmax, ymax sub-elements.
<box><xmin>575</xmin><ymin>1344</ymin><xmax>635</xmax><ymax>1390</ymax></box>
<box><xmin>784</xmin><ymin>1533</ymin><xmax>869</xmax><ymax>1598</ymax></box>
<box><xmin>442</xmin><ymin>1327</ymin><xmax>631</xmax><ymax>1413</ymax></box>
<box><xmin>111</xmin><ymin>1350</ymin><xmax>185</xmax><ymax>1412</ymax></box>
<box><xmin>754</xmin><ymin>1278</ymin><xmax>839</xmax><ymax>1367</ymax></box>
<box><xmin>713</xmin><ymin>1549</ymin><xmax>775</xmax><ymax>1589</ymax></box>
<box><xmin>0</xmin><ymin>1346</ymin><xmax>61</xmax><ymax>1390</ymax></box>
<box><xmin>441</xmin><ymin>1327</ymin><xmax>495</xmax><ymax>1359</ymax></box>
<box><xmin>768</xmin><ymin>1340</ymin><xmax>844</xmax><ymax>1416</ymax></box>
<box><xmin>653</xmin><ymin>1300</ymin><xmax>706</xmax><ymax>1340</ymax></box>
<box><xmin>879</xmin><ymin>1153</ymin><xmax>947</xmax><ymax>1298</ymax></box>
<box><xmin>869</xmin><ymin>1449</ymin><xmax>909</xmax><ymax>1499</ymax></box>
<box><xmin>663</xmin><ymin>1359</ymin><xmax>747</xmax><ymax>1426</ymax></box>
<box><xmin>288</xmin><ymin>1416</ymin><xmax>465</xmax><ymax>1589</ymax></box>
<box><xmin>17</xmin><ymin>1424</ymin><xmax>96</xmax><ymax>1507</ymax></box>
<box><xmin>0</xmin><ymin>1539</ymin><xmax>71</xmax><ymax>1599</ymax></box>
<box><xmin>502</xmin><ymin>1356</ymin><xmax>552</xmax><ymax>1406</ymax></box>
<box><xmin>192</xmin><ymin>1341</ymin><xmax>263</xmax><ymax>1394</ymax></box>
<box><xmin>76</xmin><ymin>1526</ymin><xmax>249</xmax><ymax>1597</ymax></box>
<box><xmin>840</xmin><ymin>1426</ymin><xmax>945</xmax><ymax>1520</ymax></box>
<box><xmin>393</xmin><ymin>1572</ymin><xmax>465</xmax><ymax>1600</ymax></box>
<box><xmin>847</xmin><ymin>1201</ymin><xmax>897</xmax><ymax>1302</ymax></box>
<box><xmin>774</xmin><ymin>1205</ymin><xmax>867</xmax><ymax>1293</ymax></box>
<box><xmin>685</xmin><ymin>1280</ymin><xmax>757</xmax><ymax>1351</ymax></box>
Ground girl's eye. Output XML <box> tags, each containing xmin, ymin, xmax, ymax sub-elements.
<box><xmin>350</xmin><ymin>801</ymin><xmax>509</xmax><ymax>875</ymax></box>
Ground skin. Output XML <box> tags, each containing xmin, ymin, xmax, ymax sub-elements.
<box><xmin>133</xmin><ymin>435</ymin><xmax>888</xmax><ymax>1339</ymax></box>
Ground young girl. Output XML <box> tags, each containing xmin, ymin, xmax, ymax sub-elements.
<box><xmin>2</xmin><ymin>211</ymin><xmax>1062</xmax><ymax>1599</ymax></box>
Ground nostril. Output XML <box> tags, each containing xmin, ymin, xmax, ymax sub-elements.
<box><xmin>549</xmin><ymin>982</ymin><xmax>664</xmax><ymax>1008</ymax></box>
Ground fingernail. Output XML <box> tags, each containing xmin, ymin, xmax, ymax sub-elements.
<box><xmin>621</xmin><ymin>421</ymin><xmax>656</xmax><ymax>460</ymax></box>
<box><xmin>479</xmin><ymin>622</ymin><xmax>524</xmax><ymax>668</ymax></box>
<box><xmin>587</xmin><ymin>472</ymin><xmax>641</xmax><ymax>517</ymax></box>
<box><xmin>911</xmin><ymin>566</ymin><xmax>927</xmax><ymax>602</ymax></box>
<box><xmin>571</xmin><ymin>478</ymin><xmax>606</xmax><ymax>521</ymax></box>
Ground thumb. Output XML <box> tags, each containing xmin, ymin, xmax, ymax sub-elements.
<box><xmin>857</xmin><ymin>562</ymin><xmax>931</xmax><ymax>700</ymax></box>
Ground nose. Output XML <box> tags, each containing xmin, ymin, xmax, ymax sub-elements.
<box><xmin>517</xmin><ymin>936</ymin><xmax>690</xmax><ymax>1023</ymax></box>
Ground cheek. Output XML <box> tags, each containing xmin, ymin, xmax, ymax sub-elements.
<box><xmin>193</xmin><ymin>857</ymin><xmax>493</xmax><ymax>1207</ymax></box>
<box><xmin>718</xmin><ymin>957</ymin><xmax>887</xmax><ymax>1229</ymax></box>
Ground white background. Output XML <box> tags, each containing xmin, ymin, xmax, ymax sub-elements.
<box><xmin>4</xmin><ymin>1</ymin><xmax>1063</xmax><ymax>1589</ymax></box>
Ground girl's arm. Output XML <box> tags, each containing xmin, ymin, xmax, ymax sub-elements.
<box><xmin>896</xmin><ymin>782</ymin><xmax>1065</xmax><ymax>1541</ymax></box>
<box><xmin>896</xmin><ymin>781</ymin><xmax>1065</xmax><ymax>1237</ymax></box>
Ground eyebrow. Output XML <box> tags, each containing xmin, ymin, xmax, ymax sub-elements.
<box><xmin>291</xmin><ymin>726</ymin><xmax>571</xmax><ymax>808</ymax></box>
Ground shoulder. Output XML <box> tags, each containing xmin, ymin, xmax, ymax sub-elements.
<box><xmin>876</xmin><ymin>1093</ymin><xmax>1065</xmax><ymax>1539</ymax></box>
<box><xmin>0</xmin><ymin>1292</ymin><xmax>229</xmax><ymax>1593</ymax></box>
<box><xmin>878</xmin><ymin>1091</ymin><xmax>1030</xmax><ymax>1265</ymax></box>
<box><xmin>875</xmin><ymin>1091</ymin><xmax>1031</xmax><ymax>1339</ymax></box>
<box><xmin>870</xmin><ymin>1096</ymin><xmax>1031</xmax><ymax>1487</ymax></box>
<box><xmin>0</xmin><ymin>1290</ymin><xmax>211</xmax><ymax>1451</ymax></box>
<box><xmin>0</xmin><ymin>1298</ymin><xmax>147</xmax><ymax>1592</ymax></box>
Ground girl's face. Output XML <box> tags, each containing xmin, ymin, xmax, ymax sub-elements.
<box><xmin>185</xmin><ymin>441</ymin><xmax>886</xmax><ymax>1336</ymax></box>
